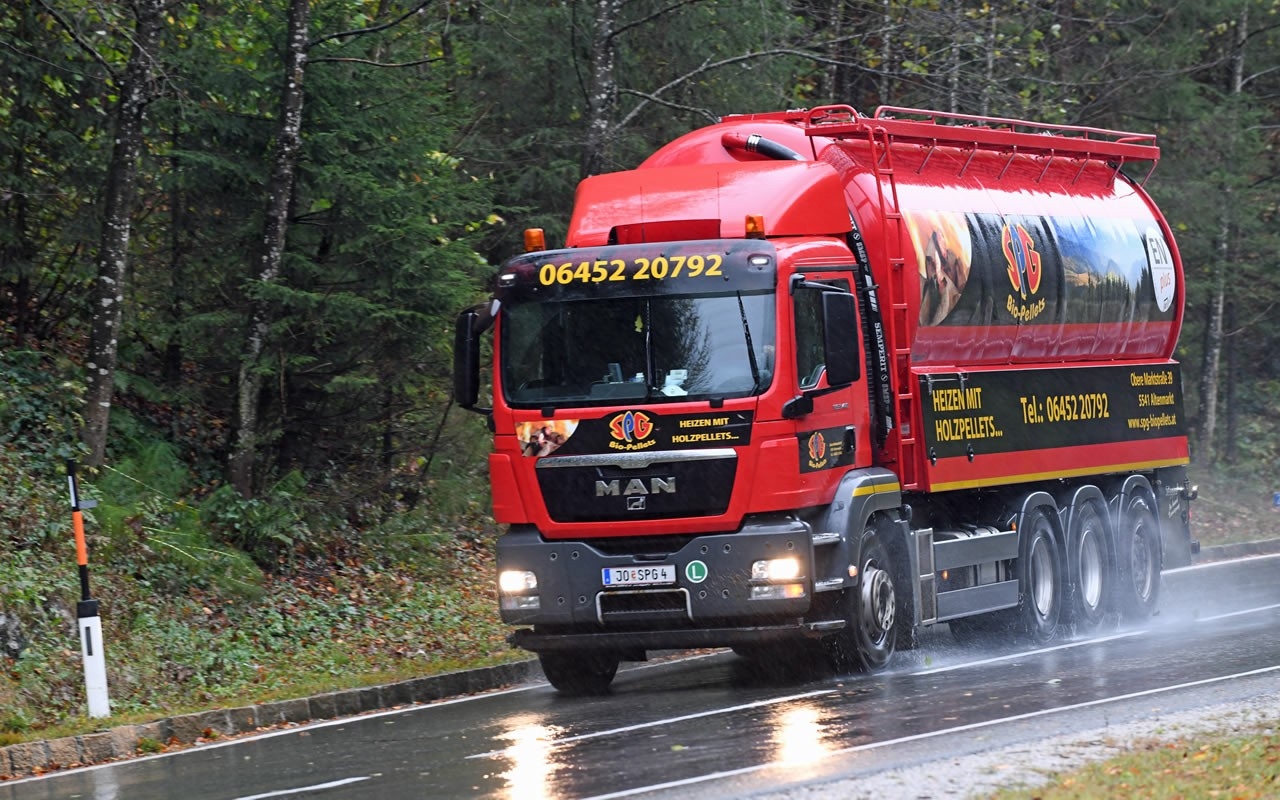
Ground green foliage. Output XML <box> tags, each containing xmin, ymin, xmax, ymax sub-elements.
<box><xmin>200</xmin><ymin>472</ymin><xmax>315</xmax><ymax>571</ymax></box>
<box><xmin>0</xmin><ymin>348</ymin><xmax>84</xmax><ymax>467</ymax></box>
<box><xmin>1</xmin><ymin>710</ymin><xmax>31</xmax><ymax>735</ymax></box>
<box><xmin>0</xmin><ymin>348</ymin><xmax>86</xmax><ymax>551</ymax></box>
<box><xmin>136</xmin><ymin>736</ymin><xmax>163</xmax><ymax>753</ymax></box>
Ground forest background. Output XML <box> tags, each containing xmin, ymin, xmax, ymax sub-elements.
<box><xmin>1</xmin><ymin>0</ymin><xmax>1278</xmax><ymax>739</ymax></box>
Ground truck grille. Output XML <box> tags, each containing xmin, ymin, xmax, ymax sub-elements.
<box><xmin>536</xmin><ymin>450</ymin><xmax>736</xmax><ymax>522</ymax></box>
<box><xmin>597</xmin><ymin>589</ymin><xmax>691</xmax><ymax>624</ymax></box>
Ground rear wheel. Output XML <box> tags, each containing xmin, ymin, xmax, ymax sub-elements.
<box><xmin>1115</xmin><ymin>494</ymin><xmax>1161</xmax><ymax>621</ymax></box>
<box><xmin>1016</xmin><ymin>507</ymin><xmax>1063</xmax><ymax>643</ymax></box>
<box><xmin>538</xmin><ymin>651</ymin><xmax>619</xmax><ymax>695</ymax></box>
<box><xmin>826</xmin><ymin>528</ymin><xmax>896</xmax><ymax>673</ymax></box>
<box><xmin>1066</xmin><ymin>500</ymin><xmax>1112</xmax><ymax>634</ymax></box>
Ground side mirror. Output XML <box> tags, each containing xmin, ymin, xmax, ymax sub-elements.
<box><xmin>781</xmin><ymin>393</ymin><xmax>814</xmax><ymax>419</ymax></box>
<box><xmin>453</xmin><ymin>309</ymin><xmax>485</xmax><ymax>412</ymax></box>
<box><xmin>822</xmin><ymin>291</ymin><xmax>860</xmax><ymax>386</ymax></box>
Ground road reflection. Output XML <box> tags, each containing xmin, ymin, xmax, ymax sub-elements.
<box><xmin>496</xmin><ymin>714</ymin><xmax>566</xmax><ymax>800</ymax></box>
<box><xmin>769</xmin><ymin>701</ymin><xmax>832</xmax><ymax>770</ymax></box>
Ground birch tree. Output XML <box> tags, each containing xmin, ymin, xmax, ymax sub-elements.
<box><xmin>227</xmin><ymin>0</ymin><xmax>440</xmax><ymax>498</ymax></box>
<box><xmin>1196</xmin><ymin>2</ymin><xmax>1249</xmax><ymax>462</ymax></box>
<box><xmin>72</xmin><ymin>0</ymin><xmax>167</xmax><ymax>467</ymax></box>
<box><xmin>228</xmin><ymin>0</ymin><xmax>310</xmax><ymax>497</ymax></box>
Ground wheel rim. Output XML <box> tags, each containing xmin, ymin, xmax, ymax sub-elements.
<box><xmin>1078</xmin><ymin>525</ymin><xmax>1104</xmax><ymax>611</ymax></box>
<box><xmin>1029</xmin><ymin>534</ymin><xmax>1055</xmax><ymax>619</ymax></box>
<box><xmin>1130</xmin><ymin>524</ymin><xmax>1155</xmax><ymax>602</ymax></box>
<box><xmin>861</xmin><ymin>563</ymin><xmax>896</xmax><ymax>644</ymax></box>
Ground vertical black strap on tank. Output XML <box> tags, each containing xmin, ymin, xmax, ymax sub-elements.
<box><xmin>847</xmin><ymin>219</ymin><xmax>894</xmax><ymax>448</ymax></box>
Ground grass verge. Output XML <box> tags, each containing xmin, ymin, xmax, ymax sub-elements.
<box><xmin>993</xmin><ymin>727</ymin><xmax>1280</xmax><ymax>799</ymax></box>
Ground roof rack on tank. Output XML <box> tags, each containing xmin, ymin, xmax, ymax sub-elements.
<box><xmin>801</xmin><ymin>104</ymin><xmax>1161</xmax><ymax>184</ymax></box>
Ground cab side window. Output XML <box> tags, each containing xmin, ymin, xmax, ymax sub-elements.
<box><xmin>794</xmin><ymin>277</ymin><xmax>852</xmax><ymax>389</ymax></box>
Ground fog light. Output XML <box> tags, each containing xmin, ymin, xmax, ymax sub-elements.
<box><xmin>499</xmin><ymin>569</ymin><xmax>538</xmax><ymax>594</ymax></box>
<box><xmin>751</xmin><ymin>557</ymin><xmax>801</xmax><ymax>582</ymax></box>
<box><xmin>751</xmin><ymin>584</ymin><xmax>807</xmax><ymax>600</ymax></box>
<box><xmin>501</xmin><ymin>595</ymin><xmax>541</xmax><ymax>611</ymax></box>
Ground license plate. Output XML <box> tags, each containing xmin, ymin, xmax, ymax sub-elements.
<box><xmin>602</xmin><ymin>565</ymin><xmax>676</xmax><ymax>587</ymax></box>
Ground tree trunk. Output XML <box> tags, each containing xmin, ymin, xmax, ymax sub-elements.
<box><xmin>879</xmin><ymin>0</ymin><xmax>892</xmax><ymax>104</ymax></box>
<box><xmin>579</xmin><ymin>0</ymin><xmax>622</xmax><ymax>178</ymax></box>
<box><xmin>982</xmin><ymin>9</ymin><xmax>996</xmax><ymax>117</ymax></box>
<box><xmin>946</xmin><ymin>4</ymin><xmax>961</xmax><ymax>114</ymax></box>
<box><xmin>82</xmin><ymin>0</ymin><xmax>165</xmax><ymax>468</ymax></box>
<box><xmin>1224</xmin><ymin>299</ymin><xmax>1238</xmax><ymax>464</ymax></box>
<box><xmin>1194</xmin><ymin>2</ymin><xmax>1248</xmax><ymax>463</ymax></box>
<box><xmin>229</xmin><ymin>0</ymin><xmax>311</xmax><ymax>497</ymax></box>
<box><xmin>1196</xmin><ymin>230</ymin><xmax>1227</xmax><ymax>462</ymax></box>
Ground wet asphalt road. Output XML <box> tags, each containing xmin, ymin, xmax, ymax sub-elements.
<box><xmin>5</xmin><ymin>554</ymin><xmax>1278</xmax><ymax>800</ymax></box>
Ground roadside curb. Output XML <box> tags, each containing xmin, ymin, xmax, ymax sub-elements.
<box><xmin>4</xmin><ymin>538</ymin><xmax>1279</xmax><ymax>781</ymax></box>
<box><xmin>0</xmin><ymin>658</ymin><xmax>541</xmax><ymax>781</ymax></box>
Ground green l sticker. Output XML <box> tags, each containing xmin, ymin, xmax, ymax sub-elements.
<box><xmin>685</xmin><ymin>560</ymin><xmax>708</xmax><ymax>583</ymax></box>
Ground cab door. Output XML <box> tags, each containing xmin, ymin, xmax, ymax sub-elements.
<box><xmin>790</xmin><ymin>269</ymin><xmax>869</xmax><ymax>480</ymax></box>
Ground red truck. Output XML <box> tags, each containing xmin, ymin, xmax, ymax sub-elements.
<box><xmin>454</xmin><ymin>105</ymin><xmax>1197</xmax><ymax>693</ymax></box>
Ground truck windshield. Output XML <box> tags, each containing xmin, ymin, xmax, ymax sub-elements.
<box><xmin>501</xmin><ymin>289</ymin><xmax>775</xmax><ymax>407</ymax></box>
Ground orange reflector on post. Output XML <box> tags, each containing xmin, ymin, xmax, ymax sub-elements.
<box><xmin>745</xmin><ymin>214</ymin><xmax>765</xmax><ymax>239</ymax></box>
<box><xmin>523</xmin><ymin>228</ymin><xmax>546</xmax><ymax>252</ymax></box>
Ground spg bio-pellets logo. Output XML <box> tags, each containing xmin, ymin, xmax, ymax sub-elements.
<box><xmin>608</xmin><ymin>410</ymin><xmax>655</xmax><ymax>450</ymax></box>
<box><xmin>1002</xmin><ymin>222</ymin><xmax>1046</xmax><ymax>323</ymax></box>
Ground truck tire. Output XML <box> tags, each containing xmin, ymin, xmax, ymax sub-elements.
<box><xmin>1115</xmin><ymin>494</ymin><xmax>1161</xmax><ymax>621</ymax></box>
<box><xmin>538</xmin><ymin>651</ymin><xmax>619</xmax><ymax>695</ymax></box>
<box><xmin>1065</xmin><ymin>499</ymin><xmax>1113</xmax><ymax>634</ymax></box>
<box><xmin>1016</xmin><ymin>507</ymin><xmax>1063</xmax><ymax>643</ymax></box>
<box><xmin>826</xmin><ymin>528</ymin><xmax>896</xmax><ymax>672</ymax></box>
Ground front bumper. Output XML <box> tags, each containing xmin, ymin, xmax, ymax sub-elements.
<box><xmin>510</xmin><ymin>622</ymin><xmax>813</xmax><ymax>653</ymax></box>
<box><xmin>496</xmin><ymin>518</ymin><xmax>818</xmax><ymax>652</ymax></box>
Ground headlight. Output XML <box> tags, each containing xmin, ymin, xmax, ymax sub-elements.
<box><xmin>751</xmin><ymin>557</ymin><xmax>802</xmax><ymax>582</ymax></box>
<box><xmin>499</xmin><ymin>569</ymin><xmax>538</xmax><ymax>594</ymax></box>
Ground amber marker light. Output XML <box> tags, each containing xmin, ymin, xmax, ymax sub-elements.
<box><xmin>523</xmin><ymin>227</ymin><xmax>546</xmax><ymax>252</ymax></box>
<box><xmin>745</xmin><ymin>214</ymin><xmax>766</xmax><ymax>238</ymax></box>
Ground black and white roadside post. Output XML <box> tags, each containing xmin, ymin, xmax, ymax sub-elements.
<box><xmin>67</xmin><ymin>460</ymin><xmax>110</xmax><ymax>718</ymax></box>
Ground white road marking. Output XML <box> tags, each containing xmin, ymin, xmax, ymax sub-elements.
<box><xmin>580</xmin><ymin>663</ymin><xmax>1280</xmax><ymax>799</ymax></box>
<box><xmin>232</xmin><ymin>776</ymin><xmax>370</xmax><ymax>799</ymax></box>
<box><xmin>1199</xmin><ymin>602</ymin><xmax>1280</xmax><ymax>622</ymax></box>
<box><xmin>0</xmin><ymin>652</ymin><xmax>731</xmax><ymax>787</ymax></box>
<box><xmin>467</xmin><ymin>689</ymin><xmax>834</xmax><ymax>759</ymax></box>
<box><xmin>912</xmin><ymin>630</ymin><xmax>1146</xmax><ymax>676</ymax></box>
<box><xmin>1166</xmin><ymin>551</ymin><xmax>1280</xmax><ymax>574</ymax></box>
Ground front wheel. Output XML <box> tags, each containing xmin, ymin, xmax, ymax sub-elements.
<box><xmin>826</xmin><ymin>528</ymin><xmax>896</xmax><ymax>673</ymax></box>
<box><xmin>538</xmin><ymin>651</ymin><xmax>619</xmax><ymax>695</ymax></box>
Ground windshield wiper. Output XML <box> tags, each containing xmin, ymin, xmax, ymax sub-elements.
<box><xmin>736</xmin><ymin>291</ymin><xmax>761</xmax><ymax>391</ymax></box>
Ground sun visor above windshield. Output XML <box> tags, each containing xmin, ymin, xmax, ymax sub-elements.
<box><xmin>565</xmin><ymin>161</ymin><xmax>852</xmax><ymax>247</ymax></box>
